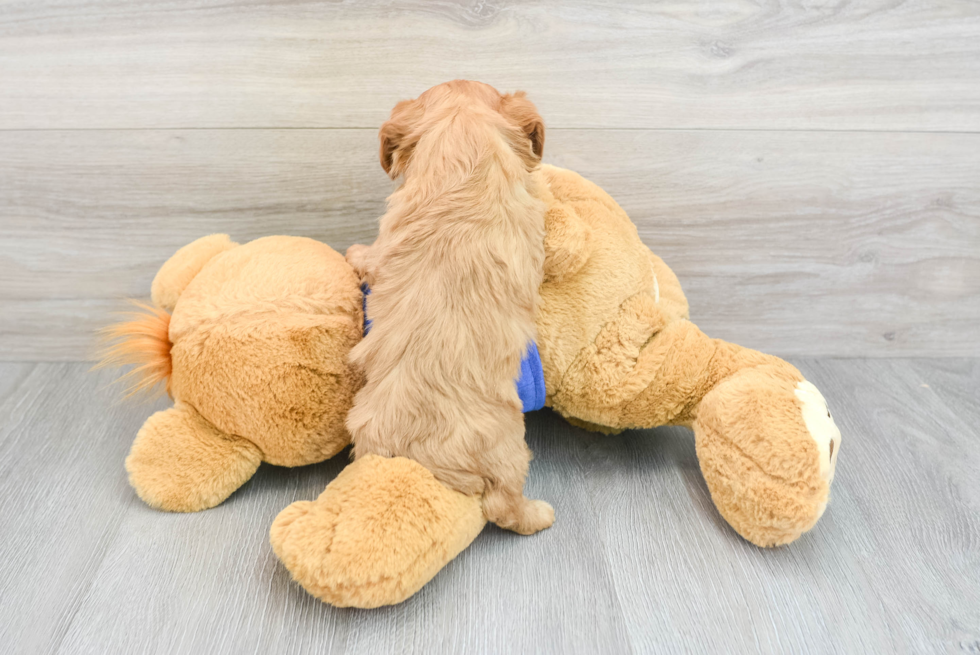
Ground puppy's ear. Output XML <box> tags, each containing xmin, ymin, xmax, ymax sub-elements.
<box><xmin>500</xmin><ymin>91</ymin><xmax>545</xmax><ymax>162</ymax></box>
<box><xmin>379</xmin><ymin>99</ymin><xmax>421</xmax><ymax>178</ymax></box>
<box><xmin>378</xmin><ymin>119</ymin><xmax>401</xmax><ymax>177</ymax></box>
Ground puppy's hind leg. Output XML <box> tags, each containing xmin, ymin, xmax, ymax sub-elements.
<box><xmin>480</xmin><ymin>417</ymin><xmax>554</xmax><ymax>536</ymax></box>
<box><xmin>483</xmin><ymin>476</ymin><xmax>554</xmax><ymax>536</ymax></box>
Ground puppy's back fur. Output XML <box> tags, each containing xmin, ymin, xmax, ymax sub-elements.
<box><xmin>345</xmin><ymin>81</ymin><xmax>554</xmax><ymax>534</ymax></box>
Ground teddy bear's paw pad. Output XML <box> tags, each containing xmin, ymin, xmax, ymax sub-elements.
<box><xmin>126</xmin><ymin>404</ymin><xmax>262</xmax><ymax>512</ymax></box>
<box><xmin>270</xmin><ymin>455</ymin><xmax>486</xmax><ymax>608</ymax></box>
<box><xmin>794</xmin><ymin>380</ymin><xmax>841</xmax><ymax>484</ymax></box>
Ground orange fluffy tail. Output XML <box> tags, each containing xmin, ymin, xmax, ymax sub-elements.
<box><xmin>96</xmin><ymin>301</ymin><xmax>173</xmax><ymax>397</ymax></box>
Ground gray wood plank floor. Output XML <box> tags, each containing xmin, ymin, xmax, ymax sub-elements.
<box><xmin>1</xmin><ymin>360</ymin><xmax>977</xmax><ymax>654</ymax></box>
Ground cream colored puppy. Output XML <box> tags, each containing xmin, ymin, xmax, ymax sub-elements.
<box><xmin>345</xmin><ymin>80</ymin><xmax>553</xmax><ymax>535</ymax></box>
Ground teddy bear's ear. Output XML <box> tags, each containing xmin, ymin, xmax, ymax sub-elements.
<box><xmin>500</xmin><ymin>91</ymin><xmax>545</xmax><ymax>163</ymax></box>
<box><xmin>379</xmin><ymin>98</ymin><xmax>423</xmax><ymax>178</ymax></box>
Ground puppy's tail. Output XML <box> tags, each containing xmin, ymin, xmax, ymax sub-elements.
<box><xmin>96</xmin><ymin>301</ymin><xmax>173</xmax><ymax>398</ymax></box>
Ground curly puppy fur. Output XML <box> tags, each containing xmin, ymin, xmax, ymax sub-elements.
<box><xmin>345</xmin><ymin>80</ymin><xmax>553</xmax><ymax>535</ymax></box>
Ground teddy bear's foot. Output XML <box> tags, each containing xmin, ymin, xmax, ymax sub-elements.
<box><xmin>270</xmin><ymin>455</ymin><xmax>486</xmax><ymax>608</ymax></box>
<box><xmin>693</xmin><ymin>366</ymin><xmax>841</xmax><ymax>547</ymax></box>
<box><xmin>126</xmin><ymin>401</ymin><xmax>262</xmax><ymax>512</ymax></box>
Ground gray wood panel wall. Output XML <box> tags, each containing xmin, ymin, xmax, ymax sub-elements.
<box><xmin>1</xmin><ymin>0</ymin><xmax>978</xmax><ymax>360</ymax></box>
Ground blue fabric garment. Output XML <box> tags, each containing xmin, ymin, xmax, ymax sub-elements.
<box><xmin>360</xmin><ymin>282</ymin><xmax>373</xmax><ymax>333</ymax></box>
<box><xmin>360</xmin><ymin>283</ymin><xmax>545</xmax><ymax>413</ymax></box>
<box><xmin>515</xmin><ymin>341</ymin><xmax>546</xmax><ymax>413</ymax></box>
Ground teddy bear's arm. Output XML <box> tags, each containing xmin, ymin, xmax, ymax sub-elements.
<box><xmin>542</xmin><ymin>205</ymin><xmax>593</xmax><ymax>283</ymax></box>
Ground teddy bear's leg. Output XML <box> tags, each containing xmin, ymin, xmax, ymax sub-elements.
<box><xmin>270</xmin><ymin>455</ymin><xmax>486</xmax><ymax>608</ymax></box>
<box><xmin>550</xmin><ymin>304</ymin><xmax>841</xmax><ymax>546</ymax></box>
<box><xmin>693</xmin><ymin>364</ymin><xmax>841</xmax><ymax>547</ymax></box>
<box><xmin>126</xmin><ymin>401</ymin><xmax>262</xmax><ymax>512</ymax></box>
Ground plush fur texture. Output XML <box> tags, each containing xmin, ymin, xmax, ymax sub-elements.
<box><xmin>151</xmin><ymin>233</ymin><xmax>238</xmax><ymax>312</ymax></box>
<box><xmin>127</xmin><ymin>401</ymin><xmax>262</xmax><ymax>512</ymax></box>
<box><xmin>101</xmin><ymin>235</ymin><xmax>363</xmax><ymax>511</ymax></box>
<box><xmin>694</xmin><ymin>369</ymin><xmax>829</xmax><ymax>547</ymax></box>
<box><xmin>344</xmin><ymin>81</ymin><xmax>552</xmax><ymax>535</ymax></box>
<box><xmin>270</xmin><ymin>455</ymin><xmax>486</xmax><ymax>608</ymax></box>
<box><xmin>270</xmin><ymin>164</ymin><xmax>842</xmax><ymax>607</ymax></box>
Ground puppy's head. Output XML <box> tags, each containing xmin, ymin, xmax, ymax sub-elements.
<box><xmin>378</xmin><ymin>80</ymin><xmax>545</xmax><ymax>178</ymax></box>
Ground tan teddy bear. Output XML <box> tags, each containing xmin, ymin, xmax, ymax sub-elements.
<box><xmin>102</xmin><ymin>235</ymin><xmax>363</xmax><ymax>512</ymax></box>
